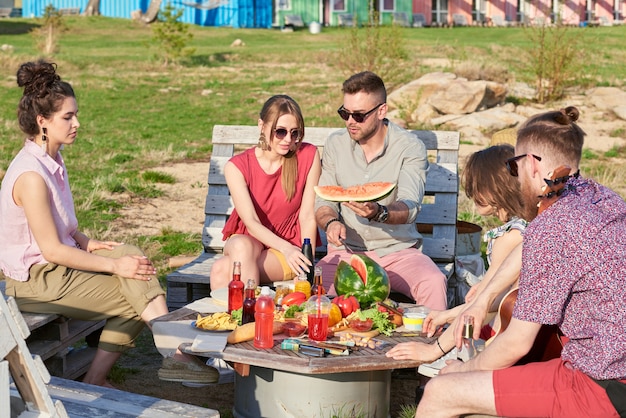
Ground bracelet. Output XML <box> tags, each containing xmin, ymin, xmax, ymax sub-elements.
<box><xmin>436</xmin><ymin>338</ymin><xmax>446</xmax><ymax>355</ymax></box>
<box><xmin>324</xmin><ymin>217</ymin><xmax>341</xmax><ymax>232</ymax></box>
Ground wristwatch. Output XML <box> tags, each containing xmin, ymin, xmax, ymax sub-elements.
<box><xmin>373</xmin><ymin>203</ymin><xmax>389</xmax><ymax>223</ymax></box>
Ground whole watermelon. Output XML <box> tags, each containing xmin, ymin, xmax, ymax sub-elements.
<box><xmin>334</xmin><ymin>254</ymin><xmax>390</xmax><ymax>308</ymax></box>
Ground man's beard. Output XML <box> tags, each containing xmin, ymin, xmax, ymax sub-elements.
<box><xmin>521</xmin><ymin>177</ymin><xmax>541</xmax><ymax>218</ymax></box>
<box><xmin>348</xmin><ymin>123</ymin><xmax>377</xmax><ymax>143</ymax></box>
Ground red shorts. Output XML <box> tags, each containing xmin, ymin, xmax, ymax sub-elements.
<box><xmin>493</xmin><ymin>358</ymin><xmax>619</xmax><ymax>418</ymax></box>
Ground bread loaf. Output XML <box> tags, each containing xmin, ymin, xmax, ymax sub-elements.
<box><xmin>226</xmin><ymin>321</ymin><xmax>283</xmax><ymax>344</ymax></box>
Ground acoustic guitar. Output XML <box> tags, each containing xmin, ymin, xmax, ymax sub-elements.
<box><xmin>488</xmin><ymin>166</ymin><xmax>575</xmax><ymax>365</ymax></box>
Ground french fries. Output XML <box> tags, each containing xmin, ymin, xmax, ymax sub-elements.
<box><xmin>329</xmin><ymin>318</ymin><xmax>350</xmax><ymax>332</ymax></box>
<box><xmin>194</xmin><ymin>312</ymin><xmax>238</xmax><ymax>331</ymax></box>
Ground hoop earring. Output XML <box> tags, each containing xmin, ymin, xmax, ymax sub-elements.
<box><xmin>41</xmin><ymin>127</ymin><xmax>48</xmax><ymax>153</ymax></box>
<box><xmin>258</xmin><ymin>132</ymin><xmax>269</xmax><ymax>151</ymax></box>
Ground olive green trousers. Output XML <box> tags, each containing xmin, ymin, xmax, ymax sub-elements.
<box><xmin>5</xmin><ymin>244</ymin><xmax>165</xmax><ymax>353</ymax></box>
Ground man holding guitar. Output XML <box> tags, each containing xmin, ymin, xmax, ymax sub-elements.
<box><xmin>415</xmin><ymin>107</ymin><xmax>626</xmax><ymax>418</ymax></box>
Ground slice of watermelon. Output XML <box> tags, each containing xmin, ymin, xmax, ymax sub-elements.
<box><xmin>314</xmin><ymin>182</ymin><xmax>396</xmax><ymax>202</ymax></box>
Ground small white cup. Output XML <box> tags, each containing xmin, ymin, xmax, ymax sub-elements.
<box><xmin>402</xmin><ymin>306</ymin><xmax>430</xmax><ymax>332</ymax></box>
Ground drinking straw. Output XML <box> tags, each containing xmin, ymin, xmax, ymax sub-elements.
<box><xmin>316</xmin><ymin>282</ymin><xmax>322</xmax><ymax>316</ymax></box>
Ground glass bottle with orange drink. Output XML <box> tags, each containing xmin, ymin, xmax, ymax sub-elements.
<box><xmin>294</xmin><ymin>271</ymin><xmax>311</xmax><ymax>299</ymax></box>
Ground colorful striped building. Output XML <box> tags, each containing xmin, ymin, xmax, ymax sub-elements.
<box><xmin>10</xmin><ymin>0</ymin><xmax>625</xmax><ymax>28</ymax></box>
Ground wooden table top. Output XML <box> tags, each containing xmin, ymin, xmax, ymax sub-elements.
<box><xmin>155</xmin><ymin>307</ymin><xmax>433</xmax><ymax>376</ymax></box>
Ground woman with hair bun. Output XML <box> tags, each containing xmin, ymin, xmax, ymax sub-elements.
<box><xmin>0</xmin><ymin>60</ymin><xmax>218</xmax><ymax>387</ymax></box>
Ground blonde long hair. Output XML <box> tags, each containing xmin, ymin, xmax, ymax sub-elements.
<box><xmin>259</xmin><ymin>95</ymin><xmax>305</xmax><ymax>201</ymax></box>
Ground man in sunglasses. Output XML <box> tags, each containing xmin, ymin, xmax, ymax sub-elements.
<box><xmin>314</xmin><ymin>71</ymin><xmax>447</xmax><ymax>311</ymax></box>
<box><xmin>414</xmin><ymin>107</ymin><xmax>626</xmax><ymax>418</ymax></box>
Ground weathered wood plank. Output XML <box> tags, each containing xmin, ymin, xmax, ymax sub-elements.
<box><xmin>182</xmin><ymin>333</ymin><xmax>433</xmax><ymax>376</ymax></box>
<box><xmin>2</xmin><ymin>282</ymin><xmax>103</xmax><ymax>379</ymax></box>
<box><xmin>211</xmin><ymin>125</ymin><xmax>459</xmax><ymax>151</ymax></box>
<box><xmin>0</xmin><ymin>361</ymin><xmax>9</xmax><ymax>418</ymax></box>
<box><xmin>11</xmin><ymin>376</ymin><xmax>220</xmax><ymax>418</ymax></box>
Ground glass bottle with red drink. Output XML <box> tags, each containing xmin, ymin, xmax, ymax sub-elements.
<box><xmin>254</xmin><ymin>286</ymin><xmax>275</xmax><ymax>348</ymax></box>
<box><xmin>228</xmin><ymin>261</ymin><xmax>244</xmax><ymax>314</ymax></box>
<box><xmin>242</xmin><ymin>279</ymin><xmax>256</xmax><ymax>325</ymax></box>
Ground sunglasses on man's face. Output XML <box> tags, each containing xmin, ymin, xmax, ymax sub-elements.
<box><xmin>337</xmin><ymin>103</ymin><xmax>384</xmax><ymax>123</ymax></box>
<box><xmin>274</xmin><ymin>128</ymin><xmax>301</xmax><ymax>141</ymax></box>
<box><xmin>505</xmin><ymin>154</ymin><xmax>542</xmax><ymax>177</ymax></box>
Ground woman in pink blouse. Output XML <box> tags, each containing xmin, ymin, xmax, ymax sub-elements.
<box><xmin>0</xmin><ymin>60</ymin><xmax>217</xmax><ymax>387</ymax></box>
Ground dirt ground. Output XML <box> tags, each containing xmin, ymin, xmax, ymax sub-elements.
<box><xmin>107</xmin><ymin>119</ymin><xmax>623</xmax><ymax>417</ymax></box>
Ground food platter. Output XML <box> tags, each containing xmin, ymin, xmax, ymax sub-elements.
<box><xmin>191</xmin><ymin>321</ymin><xmax>232</xmax><ymax>332</ymax></box>
<box><xmin>192</xmin><ymin>312</ymin><xmax>238</xmax><ymax>332</ymax></box>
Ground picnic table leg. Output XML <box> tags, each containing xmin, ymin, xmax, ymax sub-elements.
<box><xmin>233</xmin><ymin>362</ymin><xmax>249</xmax><ymax>377</ymax></box>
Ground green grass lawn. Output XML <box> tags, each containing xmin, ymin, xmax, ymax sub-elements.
<box><xmin>1</xmin><ymin>16</ymin><xmax>625</xmax><ymax>280</ymax></box>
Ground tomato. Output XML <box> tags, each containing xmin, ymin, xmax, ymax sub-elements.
<box><xmin>281</xmin><ymin>292</ymin><xmax>307</xmax><ymax>307</ymax></box>
<box><xmin>332</xmin><ymin>295</ymin><xmax>360</xmax><ymax>318</ymax></box>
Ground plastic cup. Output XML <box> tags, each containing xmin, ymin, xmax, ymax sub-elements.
<box><xmin>402</xmin><ymin>306</ymin><xmax>430</xmax><ymax>332</ymax></box>
<box><xmin>307</xmin><ymin>313</ymin><xmax>329</xmax><ymax>341</ymax></box>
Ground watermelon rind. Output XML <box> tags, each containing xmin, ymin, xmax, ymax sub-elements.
<box><xmin>314</xmin><ymin>182</ymin><xmax>396</xmax><ymax>202</ymax></box>
<box><xmin>334</xmin><ymin>255</ymin><xmax>390</xmax><ymax>308</ymax></box>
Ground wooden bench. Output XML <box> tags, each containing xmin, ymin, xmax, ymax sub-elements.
<box><xmin>0</xmin><ymin>7</ymin><xmax>12</xmax><ymax>18</ymax></box>
<box><xmin>453</xmin><ymin>13</ymin><xmax>469</xmax><ymax>26</ymax></box>
<box><xmin>1</xmin><ymin>280</ymin><xmax>104</xmax><ymax>380</ymax></box>
<box><xmin>166</xmin><ymin>125</ymin><xmax>460</xmax><ymax>310</ymax></box>
<box><xmin>337</xmin><ymin>13</ymin><xmax>355</xmax><ymax>27</ymax></box>
<box><xmin>10</xmin><ymin>377</ymin><xmax>220</xmax><ymax>417</ymax></box>
<box><xmin>392</xmin><ymin>12</ymin><xmax>410</xmax><ymax>27</ymax></box>
<box><xmin>413</xmin><ymin>13</ymin><xmax>427</xmax><ymax>27</ymax></box>
<box><xmin>284</xmin><ymin>14</ymin><xmax>305</xmax><ymax>28</ymax></box>
<box><xmin>2</xmin><ymin>291</ymin><xmax>219</xmax><ymax>418</ymax></box>
<box><xmin>59</xmin><ymin>7</ymin><xmax>81</xmax><ymax>15</ymax></box>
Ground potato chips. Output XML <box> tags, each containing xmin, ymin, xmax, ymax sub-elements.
<box><xmin>194</xmin><ymin>312</ymin><xmax>238</xmax><ymax>331</ymax></box>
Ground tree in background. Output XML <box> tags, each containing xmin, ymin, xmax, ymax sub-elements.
<box><xmin>336</xmin><ymin>3</ymin><xmax>407</xmax><ymax>88</ymax></box>
<box><xmin>522</xmin><ymin>9</ymin><xmax>588</xmax><ymax>103</ymax></box>
<box><xmin>150</xmin><ymin>2</ymin><xmax>195</xmax><ymax>66</ymax></box>
<box><xmin>83</xmin><ymin>0</ymin><xmax>101</xmax><ymax>16</ymax></box>
<box><xmin>32</xmin><ymin>5</ymin><xmax>67</xmax><ymax>55</ymax></box>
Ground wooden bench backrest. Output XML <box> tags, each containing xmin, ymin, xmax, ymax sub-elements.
<box><xmin>203</xmin><ymin>125</ymin><xmax>459</xmax><ymax>264</ymax></box>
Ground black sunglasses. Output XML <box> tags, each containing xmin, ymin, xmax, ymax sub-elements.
<box><xmin>337</xmin><ymin>103</ymin><xmax>384</xmax><ymax>123</ymax></box>
<box><xmin>506</xmin><ymin>154</ymin><xmax>542</xmax><ymax>177</ymax></box>
<box><xmin>274</xmin><ymin>128</ymin><xmax>301</xmax><ymax>141</ymax></box>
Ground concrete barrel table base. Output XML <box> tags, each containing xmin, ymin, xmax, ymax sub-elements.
<box><xmin>233</xmin><ymin>366</ymin><xmax>390</xmax><ymax>418</ymax></box>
